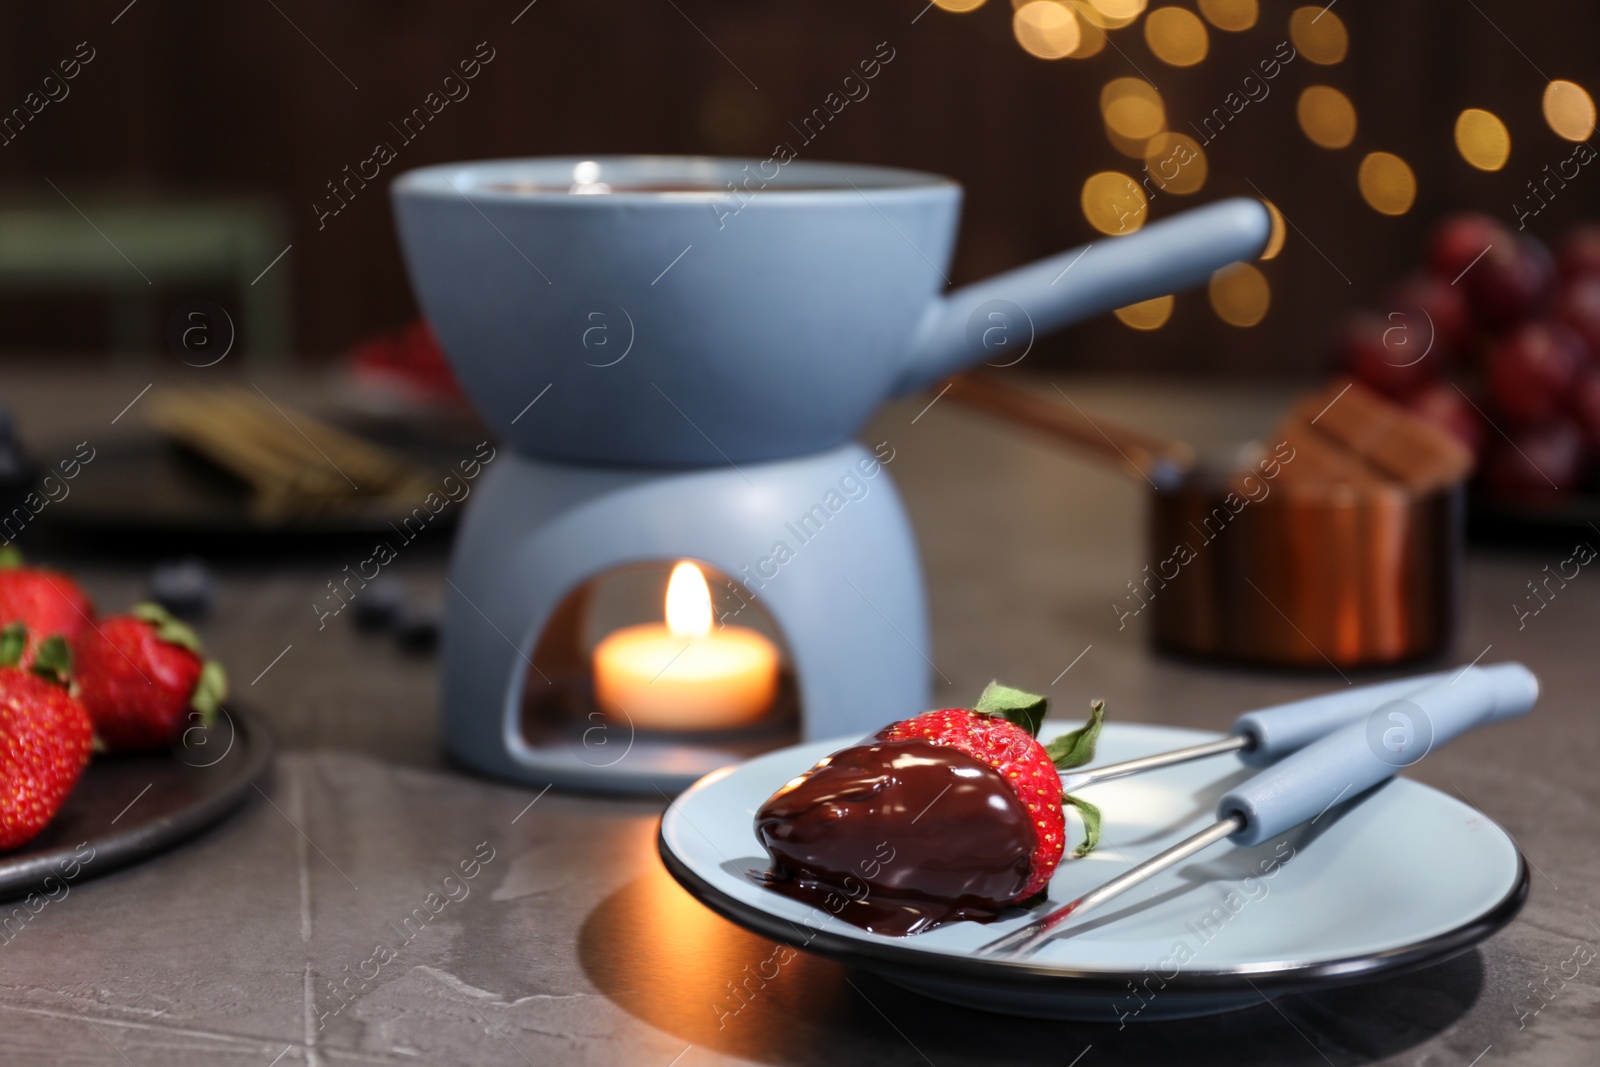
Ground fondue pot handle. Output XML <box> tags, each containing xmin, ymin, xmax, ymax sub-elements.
<box><xmin>1218</xmin><ymin>663</ymin><xmax>1539</xmax><ymax>847</ymax></box>
<box><xmin>893</xmin><ymin>197</ymin><xmax>1272</xmax><ymax>396</ymax></box>
<box><xmin>1231</xmin><ymin>669</ymin><xmax>1462</xmax><ymax>767</ymax></box>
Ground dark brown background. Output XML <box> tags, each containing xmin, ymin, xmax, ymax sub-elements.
<box><xmin>1</xmin><ymin>0</ymin><xmax>1596</xmax><ymax>378</ymax></box>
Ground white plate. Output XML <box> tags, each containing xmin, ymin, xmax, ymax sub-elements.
<box><xmin>658</xmin><ymin>722</ymin><xmax>1527</xmax><ymax>1020</ymax></box>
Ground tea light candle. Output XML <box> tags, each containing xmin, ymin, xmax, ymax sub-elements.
<box><xmin>593</xmin><ymin>561</ymin><xmax>779</xmax><ymax>731</ymax></box>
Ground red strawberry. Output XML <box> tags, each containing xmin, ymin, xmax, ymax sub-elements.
<box><xmin>0</xmin><ymin>549</ymin><xmax>95</xmax><ymax>669</ymax></box>
<box><xmin>877</xmin><ymin>709</ymin><xmax>1071</xmax><ymax>899</ymax></box>
<box><xmin>74</xmin><ymin>603</ymin><xmax>227</xmax><ymax>752</ymax></box>
<box><xmin>0</xmin><ymin>625</ymin><xmax>93</xmax><ymax>851</ymax></box>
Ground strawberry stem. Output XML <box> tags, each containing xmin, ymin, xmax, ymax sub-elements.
<box><xmin>974</xmin><ymin>681</ymin><xmax>1049</xmax><ymax>738</ymax></box>
<box><xmin>189</xmin><ymin>659</ymin><xmax>228</xmax><ymax>726</ymax></box>
<box><xmin>30</xmin><ymin>635</ymin><xmax>72</xmax><ymax>687</ymax></box>
<box><xmin>0</xmin><ymin>622</ymin><xmax>25</xmax><ymax>667</ymax></box>
<box><xmin>1063</xmin><ymin>793</ymin><xmax>1102</xmax><ymax>858</ymax></box>
<box><xmin>132</xmin><ymin>601</ymin><xmax>204</xmax><ymax>654</ymax></box>
<box><xmin>1045</xmin><ymin>699</ymin><xmax>1105</xmax><ymax>769</ymax></box>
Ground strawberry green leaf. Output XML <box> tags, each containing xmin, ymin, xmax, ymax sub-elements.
<box><xmin>30</xmin><ymin>635</ymin><xmax>72</xmax><ymax>687</ymax></box>
<box><xmin>974</xmin><ymin>681</ymin><xmax>1049</xmax><ymax>738</ymax></box>
<box><xmin>189</xmin><ymin>659</ymin><xmax>228</xmax><ymax>727</ymax></box>
<box><xmin>1044</xmin><ymin>699</ymin><xmax>1105</xmax><ymax>769</ymax></box>
<box><xmin>132</xmin><ymin>601</ymin><xmax>203</xmax><ymax>654</ymax></box>
<box><xmin>0</xmin><ymin>622</ymin><xmax>26</xmax><ymax>667</ymax></box>
<box><xmin>0</xmin><ymin>546</ymin><xmax>22</xmax><ymax>569</ymax></box>
<box><xmin>1063</xmin><ymin>793</ymin><xmax>1102</xmax><ymax>858</ymax></box>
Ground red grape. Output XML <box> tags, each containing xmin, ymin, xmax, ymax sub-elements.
<box><xmin>1408</xmin><ymin>381</ymin><xmax>1488</xmax><ymax>459</ymax></box>
<box><xmin>1483</xmin><ymin>419</ymin><xmax>1585</xmax><ymax>501</ymax></box>
<box><xmin>1428</xmin><ymin>214</ymin><xmax>1508</xmax><ymax>282</ymax></box>
<box><xmin>1487</xmin><ymin>323</ymin><xmax>1586</xmax><ymax>423</ymax></box>
<box><xmin>1385</xmin><ymin>272</ymin><xmax>1470</xmax><ymax>362</ymax></box>
<box><xmin>1570</xmin><ymin>370</ymin><xmax>1600</xmax><ymax>452</ymax></box>
<box><xmin>1338</xmin><ymin>313</ymin><xmax>1439</xmax><ymax>399</ymax></box>
<box><xmin>1467</xmin><ymin>236</ymin><xmax>1558</xmax><ymax>332</ymax></box>
<box><xmin>1558</xmin><ymin>276</ymin><xmax>1600</xmax><ymax>362</ymax></box>
<box><xmin>1557</xmin><ymin>225</ymin><xmax>1600</xmax><ymax>283</ymax></box>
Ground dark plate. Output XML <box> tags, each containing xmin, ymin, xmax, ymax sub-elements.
<box><xmin>35</xmin><ymin>434</ymin><xmax>471</xmax><ymax>545</ymax></box>
<box><xmin>0</xmin><ymin>705</ymin><xmax>274</xmax><ymax>901</ymax></box>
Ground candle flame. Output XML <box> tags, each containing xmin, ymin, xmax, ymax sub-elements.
<box><xmin>665</xmin><ymin>561</ymin><xmax>713</xmax><ymax>637</ymax></box>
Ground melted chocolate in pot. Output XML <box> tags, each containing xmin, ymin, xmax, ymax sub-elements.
<box><xmin>754</xmin><ymin>738</ymin><xmax>1036</xmax><ymax>936</ymax></box>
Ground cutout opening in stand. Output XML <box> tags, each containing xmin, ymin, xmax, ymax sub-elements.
<box><xmin>519</xmin><ymin>560</ymin><xmax>800</xmax><ymax>761</ymax></box>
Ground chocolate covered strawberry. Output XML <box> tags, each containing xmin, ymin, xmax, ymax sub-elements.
<box><xmin>0</xmin><ymin>624</ymin><xmax>92</xmax><ymax>850</ymax></box>
<box><xmin>755</xmin><ymin>684</ymin><xmax>1104</xmax><ymax>936</ymax></box>
<box><xmin>0</xmin><ymin>548</ymin><xmax>94</xmax><ymax>670</ymax></box>
<box><xmin>74</xmin><ymin>603</ymin><xmax>227</xmax><ymax>752</ymax></box>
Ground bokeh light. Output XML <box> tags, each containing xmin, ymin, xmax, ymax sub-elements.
<box><xmin>1102</xmin><ymin>78</ymin><xmax>1165</xmax><ymax>156</ymax></box>
<box><xmin>1101</xmin><ymin>78</ymin><xmax>1167</xmax><ymax>139</ymax></box>
<box><xmin>1143</xmin><ymin>132</ymin><xmax>1208</xmax><ymax>194</ymax></box>
<box><xmin>1065</xmin><ymin>4</ymin><xmax>1110</xmax><ymax>57</ymax></box>
<box><xmin>1107</xmin><ymin>128</ymin><xmax>1154</xmax><ymax>159</ymax></box>
<box><xmin>1014</xmin><ymin>2</ymin><xmax>1083</xmax><ymax>60</ymax></box>
<box><xmin>1296</xmin><ymin>85</ymin><xmax>1357</xmax><ymax>149</ymax></box>
<box><xmin>934</xmin><ymin>0</ymin><xmax>990</xmax><ymax>11</ymax></box>
<box><xmin>1209</xmin><ymin>263</ymin><xmax>1270</xmax><ymax>326</ymax></box>
<box><xmin>1454</xmin><ymin>108</ymin><xmax>1511</xmax><ymax>171</ymax></box>
<box><xmin>1076</xmin><ymin>0</ymin><xmax>1143</xmax><ymax>28</ymax></box>
<box><xmin>1289</xmin><ymin>6</ymin><xmax>1348</xmax><ymax>65</ymax></box>
<box><xmin>1260</xmin><ymin>199</ymin><xmax>1286</xmax><ymax>260</ymax></box>
<box><xmin>1145</xmin><ymin>7</ymin><xmax>1210</xmax><ymax>67</ymax></box>
<box><xmin>1115</xmin><ymin>295</ymin><xmax>1175</xmax><ymax>330</ymax></box>
<box><xmin>1358</xmin><ymin>152</ymin><xmax>1417</xmax><ymax>216</ymax></box>
<box><xmin>1082</xmin><ymin>171</ymin><xmax>1148</xmax><ymax>235</ymax></box>
<box><xmin>1089</xmin><ymin>0</ymin><xmax>1147</xmax><ymax>18</ymax></box>
<box><xmin>1197</xmin><ymin>0</ymin><xmax>1258</xmax><ymax>31</ymax></box>
<box><xmin>1543</xmin><ymin>80</ymin><xmax>1597</xmax><ymax>142</ymax></box>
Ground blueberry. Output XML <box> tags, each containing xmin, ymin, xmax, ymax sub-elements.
<box><xmin>149</xmin><ymin>556</ymin><xmax>216</xmax><ymax>620</ymax></box>
<box><xmin>393</xmin><ymin>601</ymin><xmax>440</xmax><ymax>653</ymax></box>
<box><xmin>353</xmin><ymin>576</ymin><xmax>408</xmax><ymax>631</ymax></box>
<box><xmin>0</xmin><ymin>444</ymin><xmax>34</xmax><ymax>485</ymax></box>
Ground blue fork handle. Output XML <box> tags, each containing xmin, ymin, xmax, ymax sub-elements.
<box><xmin>1220</xmin><ymin>663</ymin><xmax>1539</xmax><ymax>847</ymax></box>
<box><xmin>1231</xmin><ymin>669</ymin><xmax>1456</xmax><ymax>767</ymax></box>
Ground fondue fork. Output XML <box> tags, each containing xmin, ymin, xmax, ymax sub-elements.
<box><xmin>1056</xmin><ymin>668</ymin><xmax>1461</xmax><ymax>792</ymax></box>
<box><xmin>988</xmin><ymin>663</ymin><xmax>1538</xmax><ymax>957</ymax></box>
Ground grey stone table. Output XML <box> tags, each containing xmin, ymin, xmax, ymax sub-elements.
<box><xmin>1</xmin><ymin>367</ymin><xmax>1596</xmax><ymax>1066</ymax></box>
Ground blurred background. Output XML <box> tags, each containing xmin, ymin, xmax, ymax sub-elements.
<box><xmin>0</xmin><ymin>0</ymin><xmax>1595</xmax><ymax>378</ymax></box>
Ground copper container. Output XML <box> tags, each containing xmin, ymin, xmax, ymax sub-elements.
<box><xmin>1146</xmin><ymin>476</ymin><xmax>1462</xmax><ymax>667</ymax></box>
<box><xmin>945</xmin><ymin>374</ymin><xmax>1466</xmax><ymax>671</ymax></box>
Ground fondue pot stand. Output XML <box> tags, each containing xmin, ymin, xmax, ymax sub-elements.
<box><xmin>440</xmin><ymin>443</ymin><xmax>928</xmax><ymax>793</ymax></box>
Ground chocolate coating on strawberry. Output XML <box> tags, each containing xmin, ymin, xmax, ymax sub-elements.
<box><xmin>877</xmin><ymin>708</ymin><xmax>1068</xmax><ymax>898</ymax></box>
<box><xmin>755</xmin><ymin>738</ymin><xmax>1036</xmax><ymax>936</ymax></box>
